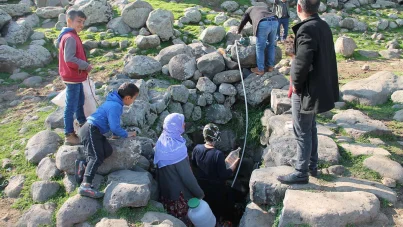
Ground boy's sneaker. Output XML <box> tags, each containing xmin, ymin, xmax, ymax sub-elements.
<box><xmin>74</xmin><ymin>160</ymin><xmax>86</xmax><ymax>184</ymax></box>
<box><xmin>64</xmin><ymin>133</ymin><xmax>80</xmax><ymax>146</ymax></box>
<box><xmin>78</xmin><ymin>183</ymin><xmax>104</xmax><ymax>199</ymax></box>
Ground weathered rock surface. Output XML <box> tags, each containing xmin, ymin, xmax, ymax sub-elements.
<box><xmin>168</xmin><ymin>54</ymin><xmax>196</xmax><ymax>81</ymax></box>
<box><xmin>270</xmin><ymin>89</ymin><xmax>291</xmax><ymax>115</ymax></box>
<box><xmin>332</xmin><ymin>109</ymin><xmax>390</xmax><ymax>138</ymax></box>
<box><xmin>335</xmin><ymin>36</ymin><xmax>357</xmax><ymax>57</ymax></box>
<box><xmin>2</xmin><ymin>19</ymin><xmax>33</xmax><ymax>44</ymax></box>
<box><xmin>364</xmin><ymin>156</ymin><xmax>403</xmax><ymax>184</ymax></box>
<box><xmin>45</xmin><ymin>107</ymin><xmax>64</xmax><ymax>129</ymax></box>
<box><xmin>239</xmin><ymin>202</ymin><xmax>275</xmax><ymax>227</ymax></box>
<box><xmin>70</xmin><ymin>0</ymin><xmax>113</xmax><ymax>26</ymax></box>
<box><xmin>56</xmin><ymin>195</ymin><xmax>101</xmax><ymax>227</ymax></box>
<box><xmin>250</xmin><ymin>166</ymin><xmax>397</xmax><ymax>205</ymax></box>
<box><xmin>4</xmin><ymin>174</ymin><xmax>25</xmax><ymax>198</ymax></box>
<box><xmin>146</xmin><ymin>9</ymin><xmax>174</xmax><ymax>41</ymax></box>
<box><xmin>205</xmin><ymin>104</ymin><xmax>232</xmax><ymax>124</ymax></box>
<box><xmin>279</xmin><ymin>190</ymin><xmax>383</xmax><ymax>227</ymax></box>
<box><xmin>95</xmin><ymin>218</ymin><xmax>129</xmax><ymax>227</ymax></box>
<box><xmin>236</xmin><ymin>72</ymin><xmax>289</xmax><ymax>107</ymax></box>
<box><xmin>213</xmin><ymin>70</ymin><xmax>241</xmax><ymax>85</ymax></box>
<box><xmin>0</xmin><ymin>4</ymin><xmax>31</xmax><ymax>17</ymax></box>
<box><xmin>31</xmin><ymin>181</ymin><xmax>60</xmax><ymax>202</ymax></box>
<box><xmin>122</xmin><ymin>0</ymin><xmax>153</xmax><ymax>29</ymax></box>
<box><xmin>37</xmin><ymin>157</ymin><xmax>61</xmax><ymax>180</ymax></box>
<box><xmin>199</xmin><ymin>26</ymin><xmax>226</xmax><ymax>44</ymax></box>
<box><xmin>25</xmin><ymin>130</ymin><xmax>61</xmax><ymax>164</ymax></box>
<box><xmin>36</xmin><ymin>6</ymin><xmax>64</xmax><ymax>19</ymax></box>
<box><xmin>123</xmin><ymin>55</ymin><xmax>162</xmax><ymax>78</ymax></box>
<box><xmin>103</xmin><ymin>170</ymin><xmax>152</xmax><ymax>213</ymax></box>
<box><xmin>0</xmin><ymin>9</ymin><xmax>12</xmax><ymax>29</ymax></box>
<box><xmin>196</xmin><ymin>52</ymin><xmax>225</xmax><ymax>79</ymax></box>
<box><xmin>107</xmin><ymin>17</ymin><xmax>131</xmax><ymax>35</ymax></box>
<box><xmin>16</xmin><ymin>203</ymin><xmax>56</xmax><ymax>227</ymax></box>
<box><xmin>135</xmin><ymin>35</ymin><xmax>160</xmax><ymax>50</ymax></box>
<box><xmin>155</xmin><ymin>44</ymin><xmax>193</xmax><ymax>66</ymax></box>
<box><xmin>341</xmin><ymin>71</ymin><xmax>403</xmax><ymax>106</ymax></box>
<box><xmin>141</xmin><ymin>212</ymin><xmax>186</xmax><ymax>227</ymax></box>
<box><xmin>340</xmin><ymin>143</ymin><xmax>390</xmax><ymax>156</ymax></box>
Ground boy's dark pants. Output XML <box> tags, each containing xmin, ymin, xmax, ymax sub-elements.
<box><xmin>78</xmin><ymin>123</ymin><xmax>113</xmax><ymax>184</ymax></box>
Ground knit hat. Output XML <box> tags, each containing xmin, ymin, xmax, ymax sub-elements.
<box><xmin>203</xmin><ymin>123</ymin><xmax>221</xmax><ymax>143</ymax></box>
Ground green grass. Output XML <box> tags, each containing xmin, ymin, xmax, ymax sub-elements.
<box><xmin>271</xmin><ymin>203</ymin><xmax>283</xmax><ymax>227</ymax></box>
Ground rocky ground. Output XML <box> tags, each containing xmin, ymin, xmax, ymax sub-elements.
<box><xmin>0</xmin><ymin>0</ymin><xmax>403</xmax><ymax>226</ymax></box>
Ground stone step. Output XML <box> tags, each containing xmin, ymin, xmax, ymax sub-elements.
<box><xmin>239</xmin><ymin>202</ymin><xmax>275</xmax><ymax>227</ymax></box>
<box><xmin>340</xmin><ymin>143</ymin><xmax>390</xmax><ymax>156</ymax></box>
<box><xmin>279</xmin><ymin>190</ymin><xmax>388</xmax><ymax>227</ymax></box>
<box><xmin>249</xmin><ymin>166</ymin><xmax>397</xmax><ymax>205</ymax></box>
<box><xmin>363</xmin><ymin>155</ymin><xmax>403</xmax><ymax>184</ymax></box>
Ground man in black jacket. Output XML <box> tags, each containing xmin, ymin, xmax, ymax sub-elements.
<box><xmin>277</xmin><ymin>0</ymin><xmax>339</xmax><ymax>184</ymax></box>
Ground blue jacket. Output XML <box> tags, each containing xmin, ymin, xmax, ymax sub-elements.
<box><xmin>87</xmin><ymin>91</ymin><xmax>128</xmax><ymax>138</ymax></box>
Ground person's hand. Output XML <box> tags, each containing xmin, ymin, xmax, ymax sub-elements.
<box><xmin>111</xmin><ymin>135</ymin><xmax>119</xmax><ymax>139</ymax></box>
<box><xmin>292</xmin><ymin>86</ymin><xmax>298</xmax><ymax>94</ymax></box>
<box><xmin>86</xmin><ymin>64</ymin><xmax>93</xmax><ymax>72</ymax></box>
<box><xmin>230</xmin><ymin>158</ymin><xmax>240</xmax><ymax>172</ymax></box>
<box><xmin>128</xmin><ymin>131</ymin><xmax>137</xmax><ymax>137</ymax></box>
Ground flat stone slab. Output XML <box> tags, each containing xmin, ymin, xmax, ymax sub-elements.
<box><xmin>239</xmin><ymin>202</ymin><xmax>275</xmax><ymax>227</ymax></box>
<box><xmin>332</xmin><ymin>109</ymin><xmax>390</xmax><ymax>138</ymax></box>
<box><xmin>317</xmin><ymin>124</ymin><xmax>335</xmax><ymax>137</ymax></box>
<box><xmin>250</xmin><ymin>166</ymin><xmax>397</xmax><ymax>205</ymax></box>
<box><xmin>340</xmin><ymin>143</ymin><xmax>390</xmax><ymax>156</ymax></box>
<box><xmin>279</xmin><ymin>190</ymin><xmax>382</xmax><ymax>227</ymax></box>
<box><xmin>364</xmin><ymin>156</ymin><xmax>403</xmax><ymax>184</ymax></box>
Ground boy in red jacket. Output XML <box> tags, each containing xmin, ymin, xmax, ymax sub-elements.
<box><xmin>57</xmin><ymin>10</ymin><xmax>92</xmax><ymax>145</ymax></box>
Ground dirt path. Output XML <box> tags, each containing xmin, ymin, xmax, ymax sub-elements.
<box><xmin>0</xmin><ymin>199</ymin><xmax>21</xmax><ymax>227</ymax></box>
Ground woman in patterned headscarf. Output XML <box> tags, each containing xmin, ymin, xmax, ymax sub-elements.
<box><xmin>154</xmin><ymin>113</ymin><xmax>204</xmax><ymax>226</ymax></box>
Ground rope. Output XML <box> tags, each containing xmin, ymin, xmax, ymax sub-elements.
<box><xmin>88</xmin><ymin>77</ymin><xmax>99</xmax><ymax>107</ymax></box>
<box><xmin>231</xmin><ymin>41</ymin><xmax>249</xmax><ymax>188</ymax></box>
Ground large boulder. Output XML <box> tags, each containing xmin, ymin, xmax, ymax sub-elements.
<box><xmin>196</xmin><ymin>52</ymin><xmax>225</xmax><ymax>79</ymax></box>
<box><xmin>35</xmin><ymin>6</ymin><xmax>64</xmax><ymax>18</ymax></box>
<box><xmin>69</xmin><ymin>0</ymin><xmax>113</xmax><ymax>26</ymax></box>
<box><xmin>0</xmin><ymin>4</ymin><xmax>31</xmax><ymax>17</ymax></box>
<box><xmin>221</xmin><ymin>1</ymin><xmax>239</xmax><ymax>12</ymax></box>
<box><xmin>0</xmin><ymin>9</ymin><xmax>11</xmax><ymax>30</ymax></box>
<box><xmin>4</xmin><ymin>175</ymin><xmax>25</xmax><ymax>198</ymax></box>
<box><xmin>16</xmin><ymin>203</ymin><xmax>56</xmax><ymax>227</ymax></box>
<box><xmin>121</xmin><ymin>0</ymin><xmax>153</xmax><ymax>29</ymax></box>
<box><xmin>56</xmin><ymin>195</ymin><xmax>101</xmax><ymax>227</ymax></box>
<box><xmin>213</xmin><ymin>70</ymin><xmax>241</xmax><ymax>85</ymax></box>
<box><xmin>391</xmin><ymin>90</ymin><xmax>403</xmax><ymax>104</ymax></box>
<box><xmin>36</xmin><ymin>157</ymin><xmax>61</xmax><ymax>180</ymax></box>
<box><xmin>25</xmin><ymin>130</ymin><xmax>61</xmax><ymax>164</ymax></box>
<box><xmin>199</xmin><ymin>26</ymin><xmax>226</xmax><ymax>44</ymax></box>
<box><xmin>146</xmin><ymin>9</ymin><xmax>174</xmax><ymax>41</ymax></box>
<box><xmin>219</xmin><ymin>83</ymin><xmax>237</xmax><ymax>96</ymax></box>
<box><xmin>34</xmin><ymin>0</ymin><xmax>70</xmax><ymax>7</ymax></box>
<box><xmin>239</xmin><ymin>202</ymin><xmax>275</xmax><ymax>227</ymax></box>
<box><xmin>363</xmin><ymin>156</ymin><xmax>403</xmax><ymax>184</ymax></box>
<box><xmin>321</xmin><ymin>13</ymin><xmax>342</xmax><ymax>28</ymax></box>
<box><xmin>107</xmin><ymin>17</ymin><xmax>131</xmax><ymax>35</ymax></box>
<box><xmin>341</xmin><ymin>71</ymin><xmax>403</xmax><ymax>106</ymax></box>
<box><xmin>230</xmin><ymin>45</ymin><xmax>282</xmax><ymax>68</ymax></box>
<box><xmin>135</xmin><ymin>35</ymin><xmax>160</xmax><ymax>49</ymax></box>
<box><xmin>270</xmin><ymin>89</ymin><xmax>291</xmax><ymax>115</ymax></box>
<box><xmin>333</xmin><ymin>109</ymin><xmax>390</xmax><ymax>138</ymax></box>
<box><xmin>168</xmin><ymin>54</ymin><xmax>196</xmax><ymax>80</ymax></box>
<box><xmin>167</xmin><ymin>85</ymin><xmax>189</xmax><ymax>103</ymax></box>
<box><xmin>379</xmin><ymin>49</ymin><xmax>401</xmax><ymax>59</ymax></box>
<box><xmin>2</xmin><ymin>19</ymin><xmax>33</xmax><ymax>44</ymax></box>
<box><xmin>45</xmin><ymin>107</ymin><xmax>64</xmax><ymax>129</ymax></box>
<box><xmin>0</xmin><ymin>44</ymin><xmax>52</xmax><ymax>73</ymax></box>
<box><xmin>103</xmin><ymin>170</ymin><xmax>153</xmax><ymax>213</ymax></box>
<box><xmin>196</xmin><ymin>77</ymin><xmax>217</xmax><ymax>93</ymax></box>
<box><xmin>121</xmin><ymin>100</ymin><xmax>154</xmax><ymax>128</ymax></box>
<box><xmin>236</xmin><ymin>72</ymin><xmax>289</xmax><ymax>107</ymax></box>
<box><xmin>249</xmin><ymin>166</ymin><xmax>397</xmax><ymax>205</ymax></box>
<box><xmin>184</xmin><ymin>7</ymin><xmax>202</xmax><ymax>23</ymax></box>
<box><xmin>279</xmin><ymin>190</ymin><xmax>383</xmax><ymax>227</ymax></box>
<box><xmin>205</xmin><ymin>104</ymin><xmax>232</xmax><ymax>124</ymax></box>
<box><xmin>31</xmin><ymin>181</ymin><xmax>60</xmax><ymax>202</ymax></box>
<box><xmin>123</xmin><ymin>55</ymin><xmax>162</xmax><ymax>78</ymax></box>
<box><xmin>141</xmin><ymin>212</ymin><xmax>186</xmax><ymax>227</ymax></box>
<box><xmin>55</xmin><ymin>145</ymin><xmax>85</xmax><ymax>175</ymax></box>
<box><xmin>155</xmin><ymin>44</ymin><xmax>193</xmax><ymax>66</ymax></box>
<box><xmin>335</xmin><ymin>36</ymin><xmax>357</xmax><ymax>57</ymax></box>
<box><xmin>188</xmin><ymin>42</ymin><xmax>216</xmax><ymax>59</ymax></box>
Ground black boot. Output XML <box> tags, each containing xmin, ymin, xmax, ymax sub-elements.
<box><xmin>277</xmin><ymin>171</ymin><xmax>309</xmax><ymax>184</ymax></box>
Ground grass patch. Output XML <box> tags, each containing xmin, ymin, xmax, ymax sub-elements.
<box><xmin>271</xmin><ymin>203</ymin><xmax>283</xmax><ymax>227</ymax></box>
<box><xmin>317</xmin><ymin>173</ymin><xmax>337</xmax><ymax>182</ymax></box>
<box><xmin>344</xmin><ymin>100</ymin><xmax>396</xmax><ymax>121</ymax></box>
<box><xmin>338</xmin><ymin>145</ymin><xmax>382</xmax><ymax>181</ymax></box>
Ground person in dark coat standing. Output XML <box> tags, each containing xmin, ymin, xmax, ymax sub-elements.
<box><xmin>277</xmin><ymin>0</ymin><xmax>339</xmax><ymax>184</ymax></box>
<box><xmin>238</xmin><ymin>6</ymin><xmax>279</xmax><ymax>75</ymax></box>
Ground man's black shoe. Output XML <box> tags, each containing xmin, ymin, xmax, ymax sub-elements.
<box><xmin>309</xmin><ymin>168</ymin><xmax>318</xmax><ymax>177</ymax></box>
<box><xmin>277</xmin><ymin>172</ymin><xmax>309</xmax><ymax>184</ymax></box>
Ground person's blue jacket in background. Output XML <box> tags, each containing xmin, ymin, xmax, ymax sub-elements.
<box><xmin>87</xmin><ymin>91</ymin><xmax>128</xmax><ymax>138</ymax></box>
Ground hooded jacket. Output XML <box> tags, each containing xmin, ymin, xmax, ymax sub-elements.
<box><xmin>238</xmin><ymin>6</ymin><xmax>276</xmax><ymax>36</ymax></box>
<box><xmin>87</xmin><ymin>91</ymin><xmax>128</xmax><ymax>138</ymax></box>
